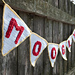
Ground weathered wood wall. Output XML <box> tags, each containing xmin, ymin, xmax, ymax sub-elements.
<box><xmin>0</xmin><ymin>0</ymin><xmax>75</xmax><ymax>75</ymax></box>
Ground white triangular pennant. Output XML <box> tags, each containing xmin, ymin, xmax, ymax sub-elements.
<box><xmin>72</xmin><ymin>29</ymin><xmax>75</xmax><ymax>42</ymax></box>
<box><xmin>48</xmin><ymin>43</ymin><xmax>58</xmax><ymax>67</ymax></box>
<box><xmin>1</xmin><ymin>4</ymin><xmax>31</xmax><ymax>56</ymax></box>
<box><xmin>59</xmin><ymin>41</ymin><xmax>67</xmax><ymax>60</ymax></box>
<box><xmin>67</xmin><ymin>35</ymin><xmax>72</xmax><ymax>52</ymax></box>
<box><xmin>30</xmin><ymin>32</ymin><xmax>48</xmax><ymax>67</ymax></box>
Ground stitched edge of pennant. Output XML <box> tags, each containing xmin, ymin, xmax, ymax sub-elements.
<box><xmin>30</xmin><ymin>32</ymin><xmax>48</xmax><ymax>67</ymax></box>
<box><xmin>47</xmin><ymin>43</ymin><xmax>59</xmax><ymax>67</ymax></box>
<box><xmin>66</xmin><ymin>34</ymin><xmax>72</xmax><ymax>52</ymax></box>
<box><xmin>1</xmin><ymin>3</ymin><xmax>32</xmax><ymax>56</ymax></box>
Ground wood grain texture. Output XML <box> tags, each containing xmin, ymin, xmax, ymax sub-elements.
<box><xmin>52</xmin><ymin>21</ymin><xmax>59</xmax><ymax>75</ymax></box>
<box><xmin>59</xmin><ymin>22</ymin><xmax>64</xmax><ymax>75</ymax></box>
<box><xmin>71</xmin><ymin>25</ymin><xmax>75</xmax><ymax>68</ymax></box>
<box><xmin>68</xmin><ymin>25</ymin><xmax>72</xmax><ymax>71</ymax></box>
<box><xmin>0</xmin><ymin>5</ymin><xmax>3</xmax><ymax>75</ymax></box>
<box><xmin>18</xmin><ymin>12</ymin><xmax>28</xmax><ymax>75</ymax></box>
<box><xmin>0</xmin><ymin>5</ymin><xmax>18</xmax><ymax>75</ymax></box>
<box><xmin>1</xmin><ymin>0</ymin><xmax>75</xmax><ymax>25</ymax></box>
<box><xmin>43</xmin><ymin>19</ymin><xmax>52</xmax><ymax>75</ymax></box>
<box><xmin>63</xmin><ymin>24</ymin><xmax>69</xmax><ymax>74</ymax></box>
<box><xmin>33</xmin><ymin>16</ymin><xmax>44</xmax><ymax>75</ymax></box>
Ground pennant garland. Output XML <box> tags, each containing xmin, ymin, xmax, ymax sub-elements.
<box><xmin>1</xmin><ymin>0</ymin><xmax>75</xmax><ymax>67</ymax></box>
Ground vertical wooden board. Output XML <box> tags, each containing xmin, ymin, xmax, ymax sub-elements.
<box><xmin>52</xmin><ymin>21</ymin><xmax>59</xmax><ymax>75</ymax></box>
<box><xmin>71</xmin><ymin>3</ymin><xmax>74</xmax><ymax>16</ymax></box>
<box><xmin>33</xmin><ymin>16</ymin><xmax>44</xmax><ymax>75</ymax></box>
<box><xmin>0</xmin><ymin>5</ymin><xmax>18</xmax><ymax>75</ymax></box>
<box><xmin>52</xmin><ymin>0</ymin><xmax>55</xmax><ymax>6</ymax></box>
<box><xmin>48</xmin><ymin>0</ymin><xmax>52</xmax><ymax>4</ymax></box>
<box><xmin>68</xmin><ymin>25</ymin><xmax>72</xmax><ymax>71</ymax></box>
<box><xmin>70</xmin><ymin>2</ymin><xmax>72</xmax><ymax>16</ymax></box>
<box><xmin>63</xmin><ymin>24</ymin><xmax>69</xmax><ymax>74</ymax></box>
<box><xmin>27</xmin><ymin>13</ymin><xmax>34</xmax><ymax>75</ymax></box>
<box><xmin>55</xmin><ymin>22</ymin><xmax>60</xmax><ymax>75</ymax></box>
<box><xmin>64</xmin><ymin>0</ymin><xmax>68</xmax><ymax>13</ymax></box>
<box><xmin>0</xmin><ymin>5</ymin><xmax>3</xmax><ymax>75</ymax></box>
<box><xmin>5</xmin><ymin>12</ymin><xmax>18</xmax><ymax>75</ymax></box>
<box><xmin>71</xmin><ymin>25</ymin><xmax>75</xmax><ymax>67</ymax></box>
<box><xmin>43</xmin><ymin>19</ymin><xmax>52</xmax><ymax>75</ymax></box>
<box><xmin>58</xmin><ymin>22</ymin><xmax>64</xmax><ymax>75</ymax></box>
<box><xmin>55</xmin><ymin>0</ymin><xmax>59</xmax><ymax>8</ymax></box>
<box><xmin>58</xmin><ymin>0</ymin><xmax>64</xmax><ymax>11</ymax></box>
<box><xmin>67</xmin><ymin>0</ymin><xmax>71</xmax><ymax>15</ymax></box>
<box><xmin>74</xmin><ymin>5</ymin><xmax>75</xmax><ymax>17</ymax></box>
<box><xmin>18</xmin><ymin>12</ymin><xmax>29</xmax><ymax>75</ymax></box>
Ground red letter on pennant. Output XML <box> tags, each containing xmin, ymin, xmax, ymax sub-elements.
<box><xmin>68</xmin><ymin>40</ymin><xmax>71</xmax><ymax>47</ymax></box>
<box><xmin>5</xmin><ymin>18</ymin><xmax>24</xmax><ymax>44</ymax></box>
<box><xmin>51</xmin><ymin>47</ymin><xmax>56</xmax><ymax>59</ymax></box>
<box><xmin>62</xmin><ymin>45</ymin><xmax>65</xmax><ymax>55</ymax></box>
<box><xmin>32</xmin><ymin>41</ymin><xmax>42</xmax><ymax>56</ymax></box>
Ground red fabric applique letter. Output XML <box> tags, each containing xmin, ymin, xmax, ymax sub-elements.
<box><xmin>73</xmin><ymin>32</ymin><xmax>75</xmax><ymax>38</ymax></box>
<box><xmin>68</xmin><ymin>40</ymin><xmax>71</xmax><ymax>47</ymax></box>
<box><xmin>62</xmin><ymin>45</ymin><xmax>65</xmax><ymax>55</ymax></box>
<box><xmin>32</xmin><ymin>41</ymin><xmax>42</xmax><ymax>56</ymax></box>
<box><xmin>5</xmin><ymin>18</ymin><xmax>24</xmax><ymax>44</ymax></box>
<box><xmin>51</xmin><ymin>47</ymin><xmax>56</xmax><ymax>59</ymax></box>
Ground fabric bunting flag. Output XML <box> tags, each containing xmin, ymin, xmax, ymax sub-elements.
<box><xmin>59</xmin><ymin>41</ymin><xmax>67</xmax><ymax>60</ymax></box>
<box><xmin>1</xmin><ymin>4</ymin><xmax>31</xmax><ymax>56</ymax></box>
<box><xmin>67</xmin><ymin>35</ymin><xmax>72</xmax><ymax>52</ymax></box>
<box><xmin>48</xmin><ymin>43</ymin><xmax>58</xmax><ymax>67</ymax></box>
<box><xmin>30</xmin><ymin>32</ymin><xmax>48</xmax><ymax>67</ymax></box>
<box><xmin>72</xmin><ymin>29</ymin><xmax>75</xmax><ymax>42</ymax></box>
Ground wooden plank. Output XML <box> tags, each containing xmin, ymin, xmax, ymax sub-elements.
<box><xmin>68</xmin><ymin>25</ymin><xmax>72</xmax><ymax>71</ymax></box>
<box><xmin>74</xmin><ymin>5</ymin><xmax>75</xmax><ymax>17</ymax></box>
<box><xmin>33</xmin><ymin>16</ymin><xmax>44</xmax><ymax>75</ymax></box>
<box><xmin>58</xmin><ymin>22</ymin><xmax>64</xmax><ymax>75</ymax></box>
<box><xmin>43</xmin><ymin>19</ymin><xmax>52</xmax><ymax>75</ymax></box>
<box><xmin>48</xmin><ymin>0</ymin><xmax>52</xmax><ymax>4</ymax></box>
<box><xmin>71</xmin><ymin>3</ymin><xmax>74</xmax><ymax>16</ymax></box>
<box><xmin>56</xmin><ymin>22</ymin><xmax>60</xmax><ymax>75</ymax></box>
<box><xmin>65</xmin><ymin>67</ymin><xmax>75</xmax><ymax>75</ymax></box>
<box><xmin>68</xmin><ymin>0</ymin><xmax>71</xmax><ymax>15</ymax></box>
<box><xmin>0</xmin><ymin>5</ymin><xmax>4</xmax><ymax>75</ymax></box>
<box><xmin>64</xmin><ymin>0</ymin><xmax>68</xmax><ymax>13</ymax></box>
<box><xmin>67</xmin><ymin>0</ymin><xmax>72</xmax><ymax>71</ymax></box>
<box><xmin>63</xmin><ymin>24</ymin><xmax>69</xmax><ymax>74</ymax></box>
<box><xmin>0</xmin><ymin>0</ymin><xmax>75</xmax><ymax>25</ymax></box>
<box><xmin>71</xmin><ymin>25</ymin><xmax>75</xmax><ymax>68</ymax></box>
<box><xmin>0</xmin><ymin>6</ymin><xmax>18</xmax><ymax>75</ymax></box>
<box><xmin>52</xmin><ymin>21</ymin><xmax>59</xmax><ymax>75</ymax></box>
<box><xmin>27</xmin><ymin>13</ymin><xmax>34</xmax><ymax>75</ymax></box>
<box><xmin>55</xmin><ymin>0</ymin><xmax>59</xmax><ymax>8</ymax></box>
<box><xmin>17</xmin><ymin>12</ymin><xmax>30</xmax><ymax>75</ymax></box>
<box><xmin>58</xmin><ymin>0</ymin><xmax>64</xmax><ymax>11</ymax></box>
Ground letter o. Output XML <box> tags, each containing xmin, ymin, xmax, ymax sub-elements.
<box><xmin>32</xmin><ymin>41</ymin><xmax>42</xmax><ymax>56</ymax></box>
<box><xmin>51</xmin><ymin>47</ymin><xmax>56</xmax><ymax>59</ymax></box>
